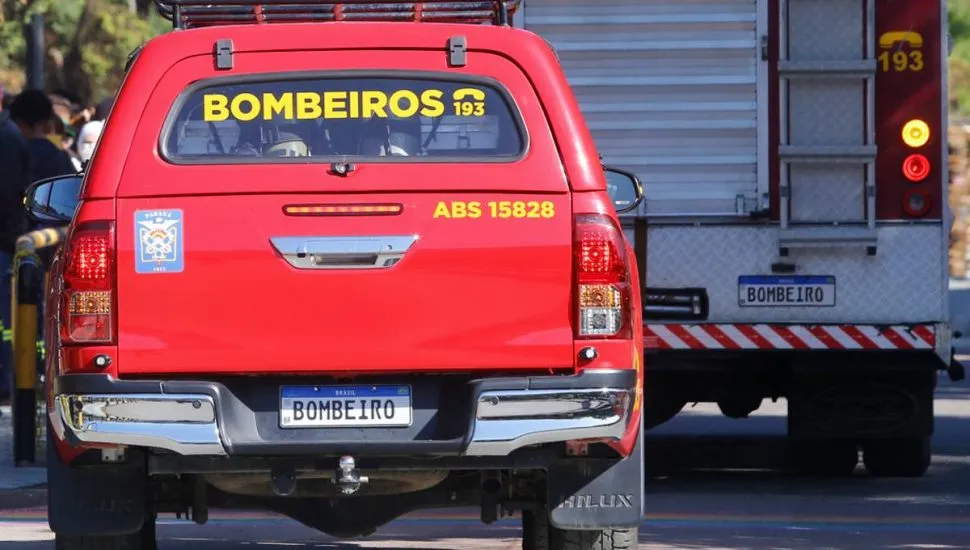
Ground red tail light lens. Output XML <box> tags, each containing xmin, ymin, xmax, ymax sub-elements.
<box><xmin>61</xmin><ymin>221</ymin><xmax>115</xmax><ymax>344</ymax></box>
<box><xmin>902</xmin><ymin>154</ymin><xmax>931</xmax><ymax>182</ymax></box>
<box><xmin>902</xmin><ymin>189</ymin><xmax>932</xmax><ymax>217</ymax></box>
<box><xmin>574</xmin><ymin>213</ymin><xmax>632</xmax><ymax>339</ymax></box>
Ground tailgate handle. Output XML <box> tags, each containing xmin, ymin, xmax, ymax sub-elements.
<box><xmin>270</xmin><ymin>236</ymin><xmax>417</xmax><ymax>270</ymax></box>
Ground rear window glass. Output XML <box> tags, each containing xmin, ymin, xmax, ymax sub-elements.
<box><xmin>161</xmin><ymin>74</ymin><xmax>526</xmax><ymax>162</ymax></box>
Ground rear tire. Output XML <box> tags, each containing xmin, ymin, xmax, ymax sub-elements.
<box><xmin>642</xmin><ymin>377</ymin><xmax>686</xmax><ymax>430</ymax></box>
<box><xmin>55</xmin><ymin>515</ymin><xmax>156</xmax><ymax>550</ymax></box>
<box><xmin>522</xmin><ymin>509</ymin><xmax>636</xmax><ymax>550</ymax></box>
<box><xmin>789</xmin><ymin>440</ymin><xmax>858</xmax><ymax>477</ymax></box>
<box><xmin>863</xmin><ymin>437</ymin><xmax>931</xmax><ymax>478</ymax></box>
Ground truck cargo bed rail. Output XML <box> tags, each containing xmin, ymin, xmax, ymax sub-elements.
<box><xmin>154</xmin><ymin>0</ymin><xmax>519</xmax><ymax>28</ymax></box>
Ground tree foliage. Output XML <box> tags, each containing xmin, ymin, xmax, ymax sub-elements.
<box><xmin>952</xmin><ymin>0</ymin><xmax>970</xmax><ymax>115</ymax></box>
<box><xmin>0</xmin><ymin>0</ymin><xmax>167</xmax><ymax>106</ymax></box>
<box><xmin>3</xmin><ymin>1</ymin><xmax>970</xmax><ymax>113</ymax></box>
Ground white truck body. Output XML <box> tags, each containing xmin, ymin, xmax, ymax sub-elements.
<box><xmin>518</xmin><ymin>0</ymin><xmax>950</xmax><ymax>360</ymax></box>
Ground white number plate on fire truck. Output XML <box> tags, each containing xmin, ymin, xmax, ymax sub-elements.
<box><xmin>738</xmin><ymin>275</ymin><xmax>836</xmax><ymax>307</ymax></box>
<box><xmin>279</xmin><ymin>385</ymin><xmax>412</xmax><ymax>428</ymax></box>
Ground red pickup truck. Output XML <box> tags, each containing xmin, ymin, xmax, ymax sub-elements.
<box><xmin>29</xmin><ymin>2</ymin><xmax>645</xmax><ymax>549</ymax></box>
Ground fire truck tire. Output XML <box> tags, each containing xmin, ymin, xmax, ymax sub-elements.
<box><xmin>642</xmin><ymin>381</ymin><xmax>686</xmax><ymax>430</ymax></box>
<box><xmin>862</xmin><ymin>437</ymin><xmax>931</xmax><ymax>478</ymax></box>
<box><xmin>643</xmin><ymin>399</ymin><xmax>685</xmax><ymax>430</ymax></box>
<box><xmin>522</xmin><ymin>509</ymin><xmax>637</xmax><ymax>550</ymax></box>
<box><xmin>789</xmin><ymin>440</ymin><xmax>859</xmax><ymax>477</ymax></box>
<box><xmin>55</xmin><ymin>515</ymin><xmax>156</xmax><ymax>550</ymax></box>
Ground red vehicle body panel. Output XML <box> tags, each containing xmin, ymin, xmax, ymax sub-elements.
<box><xmin>873</xmin><ymin>0</ymin><xmax>944</xmax><ymax>220</ymax></box>
<box><xmin>81</xmin><ymin>23</ymin><xmax>607</xmax><ymax>200</ymax></box>
<box><xmin>108</xmin><ymin>47</ymin><xmax>578</xmax><ymax>375</ymax></box>
<box><xmin>49</xmin><ymin>20</ymin><xmax>643</xmax><ymax>458</ymax></box>
<box><xmin>114</xmin><ymin>192</ymin><xmax>575</xmax><ymax>375</ymax></box>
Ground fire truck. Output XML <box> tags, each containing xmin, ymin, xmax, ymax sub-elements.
<box><xmin>518</xmin><ymin>0</ymin><xmax>960</xmax><ymax>477</ymax></box>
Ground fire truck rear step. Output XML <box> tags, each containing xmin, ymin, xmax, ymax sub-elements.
<box><xmin>777</xmin><ymin>0</ymin><xmax>878</xmax><ymax>256</ymax></box>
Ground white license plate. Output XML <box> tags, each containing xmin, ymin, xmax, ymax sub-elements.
<box><xmin>279</xmin><ymin>385</ymin><xmax>412</xmax><ymax>428</ymax></box>
<box><xmin>738</xmin><ymin>275</ymin><xmax>836</xmax><ymax>307</ymax></box>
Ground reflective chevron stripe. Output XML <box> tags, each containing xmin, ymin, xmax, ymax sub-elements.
<box><xmin>644</xmin><ymin>324</ymin><xmax>936</xmax><ymax>350</ymax></box>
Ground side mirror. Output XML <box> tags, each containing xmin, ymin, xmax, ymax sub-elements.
<box><xmin>24</xmin><ymin>174</ymin><xmax>84</xmax><ymax>224</ymax></box>
<box><xmin>604</xmin><ymin>166</ymin><xmax>643</xmax><ymax>214</ymax></box>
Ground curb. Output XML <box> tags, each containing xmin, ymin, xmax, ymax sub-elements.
<box><xmin>0</xmin><ymin>484</ymin><xmax>47</xmax><ymax>510</ymax></box>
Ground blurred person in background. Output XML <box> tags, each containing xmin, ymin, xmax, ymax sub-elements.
<box><xmin>0</xmin><ymin>89</ymin><xmax>56</xmax><ymax>405</ymax></box>
<box><xmin>48</xmin><ymin>94</ymin><xmax>83</xmax><ymax>170</ymax></box>
<box><xmin>22</xmin><ymin>102</ymin><xmax>77</xmax><ymax>184</ymax></box>
<box><xmin>77</xmin><ymin>118</ymin><xmax>105</xmax><ymax>167</ymax></box>
<box><xmin>0</xmin><ymin>85</ymin><xmax>12</xmax><ymax>111</ymax></box>
<box><xmin>51</xmin><ymin>114</ymin><xmax>82</xmax><ymax>172</ymax></box>
<box><xmin>93</xmin><ymin>97</ymin><xmax>113</xmax><ymax>122</ymax></box>
<box><xmin>0</xmin><ymin>83</ymin><xmax>12</xmax><ymax>407</ymax></box>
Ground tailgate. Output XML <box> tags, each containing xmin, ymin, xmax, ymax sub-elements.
<box><xmin>113</xmin><ymin>54</ymin><xmax>577</xmax><ymax>375</ymax></box>
<box><xmin>116</xmin><ymin>192</ymin><xmax>573</xmax><ymax>375</ymax></box>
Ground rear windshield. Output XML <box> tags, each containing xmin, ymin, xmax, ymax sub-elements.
<box><xmin>161</xmin><ymin>74</ymin><xmax>526</xmax><ymax>163</ymax></box>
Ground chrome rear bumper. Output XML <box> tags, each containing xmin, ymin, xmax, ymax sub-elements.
<box><xmin>53</xmin><ymin>372</ymin><xmax>636</xmax><ymax>458</ymax></box>
<box><xmin>466</xmin><ymin>388</ymin><xmax>632</xmax><ymax>455</ymax></box>
<box><xmin>54</xmin><ymin>394</ymin><xmax>226</xmax><ymax>456</ymax></box>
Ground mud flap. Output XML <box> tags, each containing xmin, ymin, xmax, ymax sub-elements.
<box><xmin>47</xmin><ymin>428</ymin><xmax>148</xmax><ymax>536</ymax></box>
<box><xmin>546</xmin><ymin>425</ymin><xmax>644</xmax><ymax>530</ymax></box>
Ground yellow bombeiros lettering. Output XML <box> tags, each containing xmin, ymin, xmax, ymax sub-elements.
<box><xmin>263</xmin><ymin>92</ymin><xmax>294</xmax><ymax>120</ymax></box>
<box><xmin>203</xmin><ymin>94</ymin><xmax>230</xmax><ymax>122</ymax></box>
<box><xmin>434</xmin><ymin>201</ymin><xmax>555</xmax><ymax>219</ymax></box>
<box><xmin>420</xmin><ymin>89</ymin><xmax>445</xmax><ymax>117</ymax></box>
<box><xmin>297</xmin><ymin>92</ymin><xmax>322</xmax><ymax>119</ymax></box>
<box><xmin>201</xmin><ymin>87</ymin><xmax>479</xmax><ymax>122</ymax></box>
<box><xmin>323</xmin><ymin>91</ymin><xmax>348</xmax><ymax>119</ymax></box>
<box><xmin>230</xmin><ymin>93</ymin><xmax>261</xmax><ymax>121</ymax></box>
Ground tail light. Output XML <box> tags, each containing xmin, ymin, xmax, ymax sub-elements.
<box><xmin>896</xmin><ymin>117</ymin><xmax>935</xmax><ymax>219</ymax></box>
<box><xmin>60</xmin><ymin>221</ymin><xmax>115</xmax><ymax>344</ymax></box>
<box><xmin>902</xmin><ymin>154</ymin><xmax>930</xmax><ymax>182</ymax></box>
<box><xmin>574</xmin><ymin>213</ymin><xmax>632</xmax><ymax>339</ymax></box>
<box><xmin>902</xmin><ymin>188</ymin><xmax>932</xmax><ymax>217</ymax></box>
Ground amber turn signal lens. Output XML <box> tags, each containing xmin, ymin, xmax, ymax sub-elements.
<box><xmin>902</xmin><ymin>154</ymin><xmax>930</xmax><ymax>182</ymax></box>
<box><xmin>902</xmin><ymin>119</ymin><xmax>930</xmax><ymax>148</ymax></box>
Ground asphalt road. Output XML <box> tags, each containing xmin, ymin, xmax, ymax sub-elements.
<box><xmin>2</xmin><ymin>284</ymin><xmax>970</xmax><ymax>548</ymax></box>
<box><xmin>3</xmin><ymin>374</ymin><xmax>970</xmax><ymax>549</ymax></box>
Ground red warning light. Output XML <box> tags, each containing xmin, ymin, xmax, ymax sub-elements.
<box><xmin>902</xmin><ymin>189</ymin><xmax>932</xmax><ymax>217</ymax></box>
<box><xmin>902</xmin><ymin>154</ymin><xmax>930</xmax><ymax>182</ymax></box>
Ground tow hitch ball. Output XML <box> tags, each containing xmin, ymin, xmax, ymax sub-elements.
<box><xmin>333</xmin><ymin>455</ymin><xmax>369</xmax><ymax>495</ymax></box>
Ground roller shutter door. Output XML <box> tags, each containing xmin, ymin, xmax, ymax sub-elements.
<box><xmin>522</xmin><ymin>0</ymin><xmax>765</xmax><ymax>217</ymax></box>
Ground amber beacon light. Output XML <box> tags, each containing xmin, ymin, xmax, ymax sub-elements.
<box><xmin>902</xmin><ymin>119</ymin><xmax>930</xmax><ymax>148</ymax></box>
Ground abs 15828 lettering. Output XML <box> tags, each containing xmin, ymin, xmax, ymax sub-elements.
<box><xmin>292</xmin><ymin>399</ymin><xmax>396</xmax><ymax>422</ymax></box>
<box><xmin>433</xmin><ymin>200</ymin><xmax>555</xmax><ymax>219</ymax></box>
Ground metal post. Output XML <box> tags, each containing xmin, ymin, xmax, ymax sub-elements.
<box><xmin>496</xmin><ymin>1</ymin><xmax>509</xmax><ymax>25</ymax></box>
<box><xmin>10</xmin><ymin>227</ymin><xmax>66</xmax><ymax>465</ymax></box>
<box><xmin>25</xmin><ymin>13</ymin><xmax>44</xmax><ymax>91</ymax></box>
<box><xmin>12</xmin><ymin>257</ymin><xmax>40</xmax><ymax>465</ymax></box>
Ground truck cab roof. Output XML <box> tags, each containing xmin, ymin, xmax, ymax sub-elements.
<box><xmin>83</xmin><ymin>9</ymin><xmax>607</xmax><ymax>199</ymax></box>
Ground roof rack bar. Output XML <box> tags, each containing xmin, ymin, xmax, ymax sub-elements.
<box><xmin>154</xmin><ymin>1</ymin><xmax>519</xmax><ymax>29</ymax></box>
